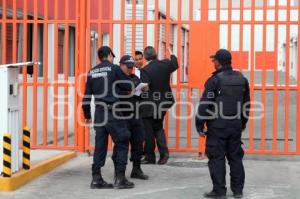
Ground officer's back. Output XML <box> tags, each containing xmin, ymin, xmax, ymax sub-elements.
<box><xmin>206</xmin><ymin>68</ymin><xmax>249</xmax><ymax>130</ymax></box>
<box><xmin>196</xmin><ymin>50</ymin><xmax>250</xmax><ymax>132</ymax></box>
<box><xmin>82</xmin><ymin>46</ymin><xmax>132</xmax><ymax>118</ymax></box>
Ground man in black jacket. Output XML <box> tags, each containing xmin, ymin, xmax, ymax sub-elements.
<box><xmin>195</xmin><ymin>49</ymin><xmax>250</xmax><ymax>199</ymax></box>
<box><xmin>140</xmin><ymin>46</ymin><xmax>178</xmax><ymax>165</ymax></box>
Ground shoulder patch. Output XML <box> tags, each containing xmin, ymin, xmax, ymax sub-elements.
<box><xmin>207</xmin><ymin>91</ymin><xmax>215</xmax><ymax>99</ymax></box>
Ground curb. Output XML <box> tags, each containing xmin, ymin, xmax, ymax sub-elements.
<box><xmin>0</xmin><ymin>151</ymin><xmax>77</xmax><ymax>192</ymax></box>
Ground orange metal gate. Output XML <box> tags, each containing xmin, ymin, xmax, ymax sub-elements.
<box><xmin>1</xmin><ymin>0</ymin><xmax>300</xmax><ymax>155</ymax></box>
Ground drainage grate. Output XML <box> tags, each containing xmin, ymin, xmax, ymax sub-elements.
<box><xmin>167</xmin><ymin>161</ymin><xmax>208</xmax><ymax>168</ymax></box>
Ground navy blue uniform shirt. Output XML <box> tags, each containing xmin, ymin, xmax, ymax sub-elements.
<box><xmin>118</xmin><ymin>74</ymin><xmax>142</xmax><ymax>117</ymax></box>
<box><xmin>82</xmin><ymin>60</ymin><xmax>132</xmax><ymax>119</ymax></box>
<box><xmin>195</xmin><ymin>66</ymin><xmax>250</xmax><ymax>132</ymax></box>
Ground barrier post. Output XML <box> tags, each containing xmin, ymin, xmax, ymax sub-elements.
<box><xmin>3</xmin><ymin>133</ymin><xmax>12</xmax><ymax>177</ymax></box>
<box><xmin>23</xmin><ymin>127</ymin><xmax>31</xmax><ymax>170</ymax></box>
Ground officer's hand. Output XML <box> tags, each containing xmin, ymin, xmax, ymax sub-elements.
<box><xmin>241</xmin><ymin>125</ymin><xmax>246</xmax><ymax>132</ymax></box>
<box><xmin>129</xmin><ymin>90</ymin><xmax>135</xmax><ymax>96</ymax></box>
<box><xmin>85</xmin><ymin>119</ymin><xmax>92</xmax><ymax>125</ymax></box>
<box><xmin>142</xmin><ymin>85</ymin><xmax>149</xmax><ymax>92</ymax></box>
<box><xmin>198</xmin><ymin>132</ymin><xmax>206</xmax><ymax>138</ymax></box>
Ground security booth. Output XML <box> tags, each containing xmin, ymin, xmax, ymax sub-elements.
<box><xmin>0</xmin><ymin>62</ymin><xmax>35</xmax><ymax>175</ymax></box>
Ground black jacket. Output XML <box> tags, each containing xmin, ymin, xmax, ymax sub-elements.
<box><xmin>195</xmin><ymin>66</ymin><xmax>250</xmax><ymax>132</ymax></box>
<box><xmin>140</xmin><ymin>55</ymin><xmax>178</xmax><ymax>118</ymax></box>
<box><xmin>82</xmin><ymin>60</ymin><xmax>132</xmax><ymax>119</ymax></box>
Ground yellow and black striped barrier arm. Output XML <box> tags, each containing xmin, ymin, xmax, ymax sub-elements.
<box><xmin>23</xmin><ymin>127</ymin><xmax>31</xmax><ymax>170</ymax></box>
<box><xmin>3</xmin><ymin>133</ymin><xmax>12</xmax><ymax>177</ymax></box>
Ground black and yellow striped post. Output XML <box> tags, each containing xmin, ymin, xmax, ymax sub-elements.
<box><xmin>3</xmin><ymin>133</ymin><xmax>12</xmax><ymax>177</ymax></box>
<box><xmin>23</xmin><ymin>127</ymin><xmax>31</xmax><ymax>170</ymax></box>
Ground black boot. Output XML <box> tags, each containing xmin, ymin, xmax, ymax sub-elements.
<box><xmin>90</xmin><ymin>173</ymin><xmax>113</xmax><ymax>189</ymax></box>
<box><xmin>203</xmin><ymin>190</ymin><xmax>227</xmax><ymax>199</ymax></box>
<box><xmin>114</xmin><ymin>170</ymin><xmax>135</xmax><ymax>189</ymax></box>
<box><xmin>131</xmin><ymin>163</ymin><xmax>149</xmax><ymax>180</ymax></box>
<box><xmin>233</xmin><ymin>192</ymin><xmax>243</xmax><ymax>198</ymax></box>
<box><xmin>141</xmin><ymin>157</ymin><xmax>156</xmax><ymax>164</ymax></box>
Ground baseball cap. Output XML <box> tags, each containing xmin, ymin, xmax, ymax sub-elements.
<box><xmin>210</xmin><ymin>49</ymin><xmax>232</xmax><ymax>63</ymax></box>
<box><xmin>119</xmin><ymin>55</ymin><xmax>135</xmax><ymax>68</ymax></box>
<box><xmin>97</xmin><ymin>46</ymin><xmax>115</xmax><ymax>60</ymax></box>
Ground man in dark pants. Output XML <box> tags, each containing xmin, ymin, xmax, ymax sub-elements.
<box><xmin>82</xmin><ymin>46</ymin><xmax>134</xmax><ymax>189</ymax></box>
<box><xmin>195</xmin><ymin>49</ymin><xmax>250</xmax><ymax>199</ymax></box>
<box><xmin>118</xmin><ymin>55</ymin><xmax>149</xmax><ymax>180</ymax></box>
<box><xmin>140</xmin><ymin>46</ymin><xmax>178</xmax><ymax>165</ymax></box>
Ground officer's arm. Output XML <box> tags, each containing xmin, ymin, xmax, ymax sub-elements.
<box><xmin>241</xmin><ymin>78</ymin><xmax>250</xmax><ymax>130</ymax></box>
<box><xmin>82</xmin><ymin>74</ymin><xmax>92</xmax><ymax>120</ymax></box>
<box><xmin>115</xmin><ymin>66</ymin><xmax>132</xmax><ymax>92</ymax></box>
<box><xmin>162</xmin><ymin>55</ymin><xmax>179</xmax><ymax>73</ymax></box>
<box><xmin>195</xmin><ymin>77</ymin><xmax>218</xmax><ymax>133</ymax></box>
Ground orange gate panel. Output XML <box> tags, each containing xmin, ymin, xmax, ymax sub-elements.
<box><xmin>0</xmin><ymin>0</ymin><xmax>300</xmax><ymax>155</ymax></box>
<box><xmin>189</xmin><ymin>23</ymin><xmax>219</xmax><ymax>88</ymax></box>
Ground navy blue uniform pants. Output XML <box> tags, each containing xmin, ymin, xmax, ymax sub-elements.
<box><xmin>127</xmin><ymin>118</ymin><xmax>145</xmax><ymax>163</ymax></box>
<box><xmin>205</xmin><ymin>127</ymin><xmax>245</xmax><ymax>195</ymax></box>
<box><xmin>92</xmin><ymin>108</ymin><xmax>130</xmax><ymax>175</ymax></box>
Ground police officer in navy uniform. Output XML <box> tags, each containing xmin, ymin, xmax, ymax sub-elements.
<box><xmin>82</xmin><ymin>46</ymin><xmax>135</xmax><ymax>189</ymax></box>
<box><xmin>118</xmin><ymin>55</ymin><xmax>149</xmax><ymax>180</ymax></box>
<box><xmin>195</xmin><ymin>49</ymin><xmax>250</xmax><ymax>199</ymax></box>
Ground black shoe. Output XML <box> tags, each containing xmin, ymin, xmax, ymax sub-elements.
<box><xmin>141</xmin><ymin>158</ymin><xmax>156</xmax><ymax>164</ymax></box>
<box><xmin>233</xmin><ymin>192</ymin><xmax>243</xmax><ymax>198</ymax></box>
<box><xmin>157</xmin><ymin>156</ymin><xmax>169</xmax><ymax>165</ymax></box>
<box><xmin>114</xmin><ymin>171</ymin><xmax>135</xmax><ymax>189</ymax></box>
<box><xmin>90</xmin><ymin>174</ymin><xmax>113</xmax><ymax>189</ymax></box>
<box><xmin>131</xmin><ymin>164</ymin><xmax>149</xmax><ymax>180</ymax></box>
<box><xmin>203</xmin><ymin>191</ymin><xmax>226</xmax><ymax>199</ymax></box>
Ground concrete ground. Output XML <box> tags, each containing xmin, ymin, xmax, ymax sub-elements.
<box><xmin>30</xmin><ymin>150</ymin><xmax>68</xmax><ymax>165</ymax></box>
<box><xmin>1</xmin><ymin>153</ymin><xmax>300</xmax><ymax>199</ymax></box>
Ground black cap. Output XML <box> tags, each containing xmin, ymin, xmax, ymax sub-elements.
<box><xmin>119</xmin><ymin>55</ymin><xmax>135</xmax><ymax>68</ymax></box>
<box><xmin>97</xmin><ymin>46</ymin><xmax>115</xmax><ymax>60</ymax></box>
<box><xmin>210</xmin><ymin>49</ymin><xmax>232</xmax><ymax>64</ymax></box>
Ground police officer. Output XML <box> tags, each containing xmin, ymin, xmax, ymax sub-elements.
<box><xmin>195</xmin><ymin>49</ymin><xmax>250</xmax><ymax>199</ymax></box>
<box><xmin>82</xmin><ymin>46</ymin><xmax>135</xmax><ymax>189</ymax></box>
<box><xmin>118</xmin><ymin>55</ymin><xmax>149</xmax><ymax>180</ymax></box>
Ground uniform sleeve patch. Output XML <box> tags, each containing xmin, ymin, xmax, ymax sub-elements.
<box><xmin>207</xmin><ymin>91</ymin><xmax>215</xmax><ymax>99</ymax></box>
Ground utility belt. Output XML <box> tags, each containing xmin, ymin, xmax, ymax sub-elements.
<box><xmin>95</xmin><ymin>102</ymin><xmax>124</xmax><ymax>117</ymax></box>
<box><xmin>95</xmin><ymin>102</ymin><xmax>114</xmax><ymax>111</ymax></box>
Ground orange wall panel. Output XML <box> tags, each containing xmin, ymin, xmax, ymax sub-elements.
<box><xmin>255</xmin><ymin>52</ymin><xmax>277</xmax><ymax>70</ymax></box>
<box><xmin>231</xmin><ymin>51</ymin><xmax>249</xmax><ymax>70</ymax></box>
<box><xmin>189</xmin><ymin>23</ymin><xmax>219</xmax><ymax>88</ymax></box>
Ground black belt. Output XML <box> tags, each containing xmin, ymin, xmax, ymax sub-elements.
<box><xmin>95</xmin><ymin>103</ymin><xmax>114</xmax><ymax>110</ymax></box>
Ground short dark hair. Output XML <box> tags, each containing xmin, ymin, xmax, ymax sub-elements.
<box><xmin>135</xmin><ymin>51</ymin><xmax>143</xmax><ymax>57</ymax></box>
<box><xmin>219</xmin><ymin>59</ymin><xmax>232</xmax><ymax>66</ymax></box>
<box><xmin>144</xmin><ymin>46</ymin><xmax>157</xmax><ymax>61</ymax></box>
<box><xmin>97</xmin><ymin>46</ymin><xmax>115</xmax><ymax>61</ymax></box>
